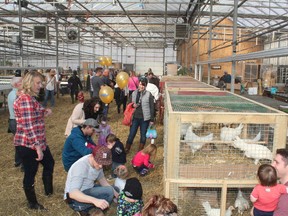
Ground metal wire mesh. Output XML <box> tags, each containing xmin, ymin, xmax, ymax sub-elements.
<box><xmin>170</xmin><ymin>92</ymin><xmax>276</xmax><ymax>113</ymax></box>
<box><xmin>170</xmin><ymin>184</ymin><xmax>253</xmax><ymax>216</ymax></box>
<box><xmin>179</xmin><ymin>123</ymin><xmax>274</xmax><ymax>180</ymax></box>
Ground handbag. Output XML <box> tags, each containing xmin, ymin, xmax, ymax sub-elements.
<box><xmin>122</xmin><ymin>103</ymin><xmax>135</xmax><ymax>126</ymax></box>
<box><xmin>146</xmin><ymin>125</ymin><xmax>157</xmax><ymax>139</ymax></box>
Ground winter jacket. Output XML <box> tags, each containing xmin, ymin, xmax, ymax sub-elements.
<box><xmin>62</xmin><ymin>126</ymin><xmax>96</xmax><ymax>172</ymax></box>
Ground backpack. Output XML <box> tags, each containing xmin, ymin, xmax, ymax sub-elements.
<box><xmin>122</xmin><ymin>103</ymin><xmax>135</xmax><ymax>126</ymax></box>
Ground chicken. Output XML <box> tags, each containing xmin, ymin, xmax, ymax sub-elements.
<box><xmin>184</xmin><ymin>126</ymin><xmax>213</xmax><ymax>155</ymax></box>
<box><xmin>180</xmin><ymin>123</ymin><xmax>190</xmax><ymax>139</ymax></box>
<box><xmin>220</xmin><ymin>123</ymin><xmax>243</xmax><ymax>141</ymax></box>
<box><xmin>191</xmin><ymin>122</ymin><xmax>203</xmax><ymax>129</ymax></box>
<box><xmin>234</xmin><ymin>189</ymin><xmax>250</xmax><ymax>215</ymax></box>
<box><xmin>242</xmin><ymin>131</ymin><xmax>261</xmax><ymax>143</ymax></box>
<box><xmin>181</xmin><ymin>123</ymin><xmax>203</xmax><ymax>139</ymax></box>
<box><xmin>202</xmin><ymin>201</ymin><xmax>234</xmax><ymax>216</ymax></box>
<box><xmin>233</xmin><ymin>136</ymin><xmax>272</xmax><ymax>165</ymax></box>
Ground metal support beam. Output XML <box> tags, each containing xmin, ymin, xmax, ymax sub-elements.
<box><xmin>196</xmin><ymin>47</ymin><xmax>288</xmax><ymax>65</ymax></box>
<box><xmin>231</xmin><ymin>0</ymin><xmax>239</xmax><ymax>93</ymax></box>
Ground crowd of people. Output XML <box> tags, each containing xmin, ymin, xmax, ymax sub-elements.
<box><xmin>6</xmin><ymin>67</ymin><xmax>288</xmax><ymax>216</ymax></box>
<box><xmin>7</xmin><ymin>67</ymin><xmax>177</xmax><ymax>216</ymax></box>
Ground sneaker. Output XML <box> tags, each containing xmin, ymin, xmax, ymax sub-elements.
<box><xmin>139</xmin><ymin>168</ymin><xmax>148</xmax><ymax>176</ymax></box>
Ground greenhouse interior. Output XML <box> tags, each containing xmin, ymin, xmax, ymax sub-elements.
<box><xmin>1</xmin><ymin>1</ymin><xmax>288</xmax><ymax>216</ymax></box>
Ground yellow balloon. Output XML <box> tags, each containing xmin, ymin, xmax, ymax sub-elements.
<box><xmin>105</xmin><ymin>57</ymin><xmax>112</xmax><ymax>66</ymax></box>
<box><xmin>99</xmin><ymin>60</ymin><xmax>106</xmax><ymax>66</ymax></box>
<box><xmin>98</xmin><ymin>56</ymin><xmax>105</xmax><ymax>62</ymax></box>
<box><xmin>99</xmin><ymin>86</ymin><xmax>114</xmax><ymax>104</ymax></box>
<box><xmin>116</xmin><ymin>72</ymin><xmax>129</xmax><ymax>89</ymax></box>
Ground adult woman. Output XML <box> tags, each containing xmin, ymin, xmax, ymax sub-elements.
<box><xmin>64</xmin><ymin>91</ymin><xmax>85</xmax><ymax>137</ymax></box>
<box><xmin>14</xmin><ymin>71</ymin><xmax>55</xmax><ymax>210</ymax></box>
<box><xmin>125</xmin><ymin>77</ymin><xmax>155</xmax><ymax>153</ymax></box>
<box><xmin>64</xmin><ymin>97</ymin><xmax>103</xmax><ymax>136</ymax></box>
<box><xmin>127</xmin><ymin>70</ymin><xmax>139</xmax><ymax>97</ymax></box>
<box><xmin>83</xmin><ymin>98</ymin><xmax>103</xmax><ymax>121</ymax></box>
<box><xmin>43</xmin><ymin>69</ymin><xmax>56</xmax><ymax>107</ymax></box>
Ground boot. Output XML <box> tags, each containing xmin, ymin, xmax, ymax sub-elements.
<box><xmin>24</xmin><ymin>186</ymin><xmax>46</xmax><ymax>210</ymax></box>
<box><xmin>42</xmin><ymin>175</ymin><xmax>53</xmax><ymax>196</ymax></box>
<box><xmin>125</xmin><ymin>143</ymin><xmax>131</xmax><ymax>153</ymax></box>
<box><xmin>138</xmin><ymin>143</ymin><xmax>145</xmax><ymax>152</ymax></box>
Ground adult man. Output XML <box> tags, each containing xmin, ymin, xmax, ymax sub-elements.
<box><xmin>7</xmin><ymin>76</ymin><xmax>23</xmax><ymax>168</ymax></box>
<box><xmin>218</xmin><ymin>71</ymin><xmax>231</xmax><ymax>89</ymax></box>
<box><xmin>92</xmin><ymin>67</ymin><xmax>104</xmax><ymax>99</ymax></box>
<box><xmin>43</xmin><ymin>69</ymin><xmax>57</xmax><ymax>107</ymax></box>
<box><xmin>68</xmin><ymin>70</ymin><xmax>83</xmax><ymax>104</ymax></box>
<box><xmin>62</xmin><ymin>118</ymin><xmax>99</xmax><ymax>172</ymax></box>
<box><xmin>272</xmin><ymin>148</ymin><xmax>288</xmax><ymax>216</ymax></box>
<box><xmin>64</xmin><ymin>145</ymin><xmax>117</xmax><ymax>215</ymax></box>
<box><xmin>147</xmin><ymin>71</ymin><xmax>160</xmax><ymax>90</ymax></box>
<box><xmin>101</xmin><ymin>69</ymin><xmax>114</xmax><ymax>117</ymax></box>
<box><xmin>86</xmin><ymin>69</ymin><xmax>94</xmax><ymax>98</ymax></box>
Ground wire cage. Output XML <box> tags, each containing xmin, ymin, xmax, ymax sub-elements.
<box><xmin>163</xmin><ymin>80</ymin><xmax>288</xmax><ymax>216</ymax></box>
<box><xmin>168</xmin><ymin>183</ymin><xmax>253</xmax><ymax>216</ymax></box>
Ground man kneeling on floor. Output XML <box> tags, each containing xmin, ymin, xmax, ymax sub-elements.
<box><xmin>64</xmin><ymin>145</ymin><xmax>118</xmax><ymax>215</ymax></box>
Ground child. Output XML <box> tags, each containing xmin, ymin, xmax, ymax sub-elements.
<box><xmin>131</xmin><ymin>144</ymin><xmax>157</xmax><ymax>176</ymax></box>
<box><xmin>107</xmin><ymin>134</ymin><xmax>127</xmax><ymax>179</ymax></box>
<box><xmin>97</xmin><ymin>115</ymin><xmax>112</xmax><ymax>146</ymax></box>
<box><xmin>117</xmin><ymin>177</ymin><xmax>144</xmax><ymax>216</ymax></box>
<box><xmin>141</xmin><ymin>194</ymin><xmax>178</xmax><ymax>216</ymax></box>
<box><xmin>250</xmin><ymin>164</ymin><xmax>288</xmax><ymax>216</ymax></box>
<box><xmin>114</xmin><ymin>165</ymin><xmax>129</xmax><ymax>193</ymax></box>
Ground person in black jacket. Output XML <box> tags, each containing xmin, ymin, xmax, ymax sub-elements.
<box><xmin>107</xmin><ymin>134</ymin><xmax>127</xmax><ymax>179</ymax></box>
<box><xmin>68</xmin><ymin>70</ymin><xmax>83</xmax><ymax>104</ymax></box>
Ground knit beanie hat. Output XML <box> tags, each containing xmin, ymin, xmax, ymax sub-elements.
<box><xmin>123</xmin><ymin>177</ymin><xmax>143</xmax><ymax>200</ymax></box>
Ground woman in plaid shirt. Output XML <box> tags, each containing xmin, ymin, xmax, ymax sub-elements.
<box><xmin>14</xmin><ymin>71</ymin><xmax>55</xmax><ymax>210</ymax></box>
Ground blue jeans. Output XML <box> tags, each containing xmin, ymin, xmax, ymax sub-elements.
<box><xmin>126</xmin><ymin>117</ymin><xmax>150</xmax><ymax>146</ymax></box>
<box><xmin>43</xmin><ymin>89</ymin><xmax>55</xmax><ymax>107</ymax></box>
<box><xmin>103</xmin><ymin>104</ymin><xmax>109</xmax><ymax>117</ymax></box>
<box><xmin>16</xmin><ymin>146</ymin><xmax>55</xmax><ymax>188</ymax></box>
<box><xmin>68</xmin><ymin>185</ymin><xmax>114</xmax><ymax>212</ymax></box>
<box><xmin>253</xmin><ymin>207</ymin><xmax>273</xmax><ymax>216</ymax></box>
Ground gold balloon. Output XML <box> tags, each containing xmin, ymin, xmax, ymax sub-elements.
<box><xmin>98</xmin><ymin>56</ymin><xmax>105</xmax><ymax>61</ymax></box>
<box><xmin>99</xmin><ymin>60</ymin><xmax>106</xmax><ymax>66</ymax></box>
<box><xmin>116</xmin><ymin>72</ymin><xmax>129</xmax><ymax>89</ymax></box>
<box><xmin>106</xmin><ymin>57</ymin><xmax>112</xmax><ymax>66</ymax></box>
<box><xmin>99</xmin><ymin>86</ymin><xmax>114</xmax><ymax>104</ymax></box>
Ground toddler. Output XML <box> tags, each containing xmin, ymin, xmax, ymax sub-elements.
<box><xmin>114</xmin><ymin>165</ymin><xmax>129</xmax><ymax>193</ymax></box>
<box><xmin>97</xmin><ymin>116</ymin><xmax>111</xmax><ymax>146</ymax></box>
<box><xmin>117</xmin><ymin>177</ymin><xmax>144</xmax><ymax>216</ymax></box>
<box><xmin>132</xmin><ymin>144</ymin><xmax>157</xmax><ymax>176</ymax></box>
<box><xmin>108</xmin><ymin>134</ymin><xmax>127</xmax><ymax>178</ymax></box>
<box><xmin>141</xmin><ymin>194</ymin><xmax>178</xmax><ymax>216</ymax></box>
<box><xmin>250</xmin><ymin>164</ymin><xmax>288</xmax><ymax>216</ymax></box>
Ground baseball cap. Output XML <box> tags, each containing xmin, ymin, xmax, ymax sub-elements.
<box><xmin>83</xmin><ymin>118</ymin><xmax>100</xmax><ymax>132</ymax></box>
<box><xmin>92</xmin><ymin>145</ymin><xmax>112</xmax><ymax>166</ymax></box>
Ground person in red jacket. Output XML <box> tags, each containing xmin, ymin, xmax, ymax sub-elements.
<box><xmin>131</xmin><ymin>144</ymin><xmax>157</xmax><ymax>176</ymax></box>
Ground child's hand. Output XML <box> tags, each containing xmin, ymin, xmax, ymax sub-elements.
<box><xmin>148</xmin><ymin>163</ymin><xmax>155</xmax><ymax>169</ymax></box>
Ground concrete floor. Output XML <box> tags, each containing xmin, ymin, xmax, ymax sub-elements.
<box><xmin>241</xmin><ymin>94</ymin><xmax>288</xmax><ymax>110</ymax></box>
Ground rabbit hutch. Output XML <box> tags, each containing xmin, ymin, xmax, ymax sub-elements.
<box><xmin>163</xmin><ymin>82</ymin><xmax>288</xmax><ymax>216</ymax></box>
